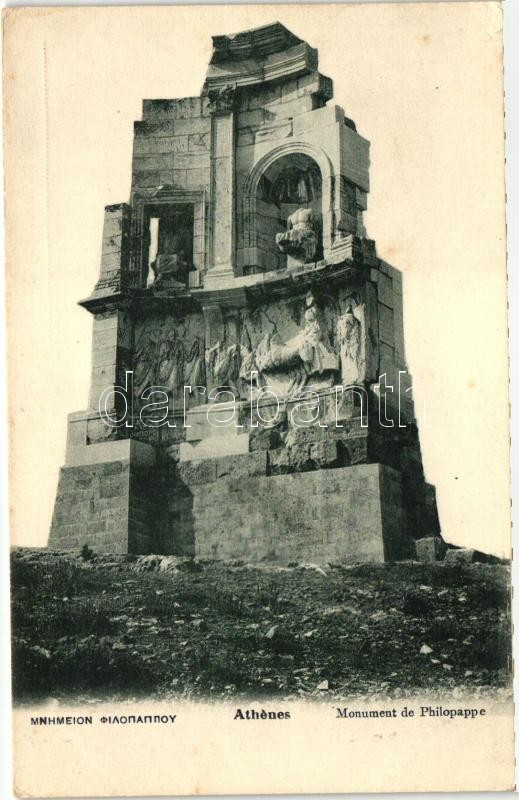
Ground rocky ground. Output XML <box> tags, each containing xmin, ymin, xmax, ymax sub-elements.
<box><xmin>10</xmin><ymin>548</ymin><xmax>512</xmax><ymax>704</ymax></box>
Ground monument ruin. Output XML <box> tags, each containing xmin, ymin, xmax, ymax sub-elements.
<box><xmin>49</xmin><ymin>22</ymin><xmax>442</xmax><ymax>562</ymax></box>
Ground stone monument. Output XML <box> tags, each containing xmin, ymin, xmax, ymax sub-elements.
<box><xmin>49</xmin><ymin>22</ymin><xmax>442</xmax><ymax>562</ymax></box>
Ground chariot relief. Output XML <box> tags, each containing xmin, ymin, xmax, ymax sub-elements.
<box><xmin>199</xmin><ymin>289</ymin><xmax>366</xmax><ymax>399</ymax></box>
<box><xmin>133</xmin><ymin>287</ymin><xmax>367</xmax><ymax>407</ymax></box>
<box><xmin>148</xmin><ymin>204</ymin><xmax>194</xmax><ymax>289</ymax></box>
<box><xmin>254</xmin><ymin>291</ymin><xmax>339</xmax><ymax>392</ymax></box>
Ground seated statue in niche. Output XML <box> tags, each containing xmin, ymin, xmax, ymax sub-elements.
<box><xmin>152</xmin><ymin>252</ymin><xmax>188</xmax><ymax>289</ymax></box>
<box><xmin>274</xmin><ymin>170</ymin><xmax>321</xmax><ymax>263</ymax></box>
<box><xmin>151</xmin><ymin>209</ymin><xmax>192</xmax><ymax>289</ymax></box>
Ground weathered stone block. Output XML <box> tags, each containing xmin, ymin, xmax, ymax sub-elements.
<box><xmin>215</xmin><ymin>452</ymin><xmax>267</xmax><ymax>480</ymax></box>
<box><xmin>267</xmin><ymin>441</ymin><xmax>339</xmax><ymax>475</ymax></box>
<box><xmin>169</xmin><ymin>117</ymin><xmax>211</xmax><ymax>135</ymax></box>
<box><xmin>378</xmin><ymin>303</ymin><xmax>395</xmax><ymax>346</ymax></box>
<box><xmin>444</xmin><ymin>548</ymin><xmax>501</xmax><ymax>565</ymax></box>
<box><xmin>415</xmin><ymin>536</ymin><xmax>445</xmax><ymax>562</ymax></box>
<box><xmin>249</xmin><ymin>426</ymin><xmax>283</xmax><ymax>451</ymax></box>
<box><xmin>92</xmin><ymin>204</ymin><xmax>131</xmax><ymax>297</ymax></box>
<box><xmin>180</xmin><ymin>464</ymin><xmax>413</xmax><ymax>563</ymax></box>
<box><xmin>267</xmin><ymin>448</ymin><xmax>292</xmax><ymax>475</ymax></box>
<box><xmin>309</xmin><ymin>441</ymin><xmax>340</xmax><ymax>468</ymax></box>
<box><xmin>237</xmin><ymin>109</ymin><xmax>265</xmax><ymax>130</ymax></box>
<box><xmin>247</xmin><ymin>84</ymin><xmax>282</xmax><ymax>110</ymax></box>
<box><xmin>134</xmin><ymin>120</ymin><xmax>176</xmax><ymax>136</ymax></box>
<box><xmin>188</xmin><ymin>132</ymin><xmax>210</xmax><ymax>151</ymax></box>
<box><xmin>176</xmin><ymin>458</ymin><xmax>218</xmax><ymax>486</ymax></box>
<box><xmin>132</xmin><ymin>171</ymin><xmax>160</xmax><ymax>188</ymax></box>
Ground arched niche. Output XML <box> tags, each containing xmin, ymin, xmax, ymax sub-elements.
<box><xmin>241</xmin><ymin>143</ymin><xmax>334</xmax><ymax>273</ymax></box>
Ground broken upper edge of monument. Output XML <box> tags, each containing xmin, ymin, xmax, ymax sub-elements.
<box><xmin>210</xmin><ymin>22</ymin><xmax>304</xmax><ymax>63</ymax></box>
<box><xmin>204</xmin><ymin>21</ymin><xmax>332</xmax><ymax>104</ymax></box>
<box><xmin>205</xmin><ymin>21</ymin><xmax>319</xmax><ymax>91</ymax></box>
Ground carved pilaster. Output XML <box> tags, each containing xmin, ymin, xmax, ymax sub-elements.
<box><xmin>206</xmin><ymin>86</ymin><xmax>237</xmax><ymax>287</ymax></box>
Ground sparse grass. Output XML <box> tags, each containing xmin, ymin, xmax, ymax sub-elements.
<box><xmin>10</xmin><ymin>550</ymin><xmax>512</xmax><ymax>702</ymax></box>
